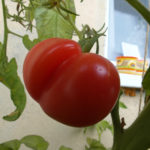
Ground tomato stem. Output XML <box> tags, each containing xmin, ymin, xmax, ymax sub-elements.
<box><xmin>111</xmin><ymin>91</ymin><xmax>123</xmax><ymax>149</ymax></box>
<box><xmin>2</xmin><ymin>0</ymin><xmax>8</xmax><ymax>57</ymax></box>
<box><xmin>1</xmin><ymin>0</ymin><xmax>23</xmax><ymax>56</ymax></box>
<box><xmin>8</xmin><ymin>30</ymin><xmax>24</xmax><ymax>38</ymax></box>
<box><xmin>111</xmin><ymin>91</ymin><xmax>150</xmax><ymax>150</ymax></box>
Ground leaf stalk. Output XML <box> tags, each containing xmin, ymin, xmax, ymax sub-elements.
<box><xmin>2</xmin><ymin>0</ymin><xmax>8</xmax><ymax>57</ymax></box>
<box><xmin>111</xmin><ymin>91</ymin><xmax>123</xmax><ymax>149</ymax></box>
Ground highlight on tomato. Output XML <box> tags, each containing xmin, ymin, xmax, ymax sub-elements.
<box><xmin>23</xmin><ymin>38</ymin><xmax>120</xmax><ymax>127</ymax></box>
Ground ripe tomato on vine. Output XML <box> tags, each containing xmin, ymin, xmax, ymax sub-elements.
<box><xmin>23</xmin><ymin>38</ymin><xmax>120</xmax><ymax>127</ymax></box>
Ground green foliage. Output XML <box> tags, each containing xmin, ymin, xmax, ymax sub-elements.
<box><xmin>22</xmin><ymin>0</ymin><xmax>77</xmax><ymax>49</ymax></box>
<box><xmin>79</xmin><ymin>34</ymin><xmax>102</xmax><ymax>53</ymax></box>
<box><xmin>34</xmin><ymin>0</ymin><xmax>76</xmax><ymax>40</ymax></box>
<box><xmin>83</xmin><ymin>120</ymin><xmax>113</xmax><ymax>150</ymax></box>
<box><xmin>85</xmin><ymin>138</ymin><xmax>107</xmax><ymax>150</ymax></box>
<box><xmin>2</xmin><ymin>0</ymin><xmax>150</xmax><ymax>150</ymax></box>
<box><xmin>0</xmin><ymin>43</ymin><xmax>26</xmax><ymax>121</ymax></box>
<box><xmin>79</xmin><ymin>24</ymin><xmax>106</xmax><ymax>53</ymax></box>
<box><xmin>96</xmin><ymin>121</ymin><xmax>113</xmax><ymax>138</ymax></box>
<box><xmin>0</xmin><ymin>145</ymin><xmax>12</xmax><ymax>150</ymax></box>
<box><xmin>21</xmin><ymin>135</ymin><xmax>49</xmax><ymax>150</ymax></box>
<box><xmin>0</xmin><ymin>140</ymin><xmax>21</xmax><ymax>150</ymax></box>
<box><xmin>117</xmin><ymin>90</ymin><xmax>127</xmax><ymax>109</ymax></box>
<box><xmin>59</xmin><ymin>145</ymin><xmax>72</xmax><ymax>150</ymax></box>
<box><xmin>0</xmin><ymin>135</ymin><xmax>49</xmax><ymax>150</ymax></box>
<box><xmin>22</xmin><ymin>35</ymin><xmax>40</xmax><ymax>50</ymax></box>
<box><xmin>84</xmin><ymin>120</ymin><xmax>112</xmax><ymax>135</ymax></box>
<box><xmin>119</xmin><ymin>101</ymin><xmax>127</xmax><ymax>109</ymax></box>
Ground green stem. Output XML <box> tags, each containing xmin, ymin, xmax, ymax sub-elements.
<box><xmin>8</xmin><ymin>30</ymin><xmax>23</xmax><ymax>38</ymax></box>
<box><xmin>126</xmin><ymin>0</ymin><xmax>150</xmax><ymax>24</ymax></box>
<box><xmin>111</xmin><ymin>91</ymin><xmax>123</xmax><ymax>150</ymax></box>
<box><xmin>120</xmin><ymin>101</ymin><xmax>150</xmax><ymax>150</ymax></box>
<box><xmin>57</xmin><ymin>3</ymin><xmax>83</xmax><ymax>40</ymax></box>
<box><xmin>111</xmin><ymin>97</ymin><xmax>150</xmax><ymax>150</ymax></box>
<box><xmin>2</xmin><ymin>0</ymin><xmax>9</xmax><ymax>57</ymax></box>
<box><xmin>67</xmin><ymin>18</ymin><xmax>82</xmax><ymax>40</ymax></box>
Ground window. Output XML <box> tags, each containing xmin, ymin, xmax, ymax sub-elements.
<box><xmin>105</xmin><ymin>0</ymin><xmax>150</xmax><ymax>88</ymax></box>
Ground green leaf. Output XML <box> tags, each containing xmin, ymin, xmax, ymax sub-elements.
<box><xmin>96</xmin><ymin>120</ymin><xmax>113</xmax><ymax>136</ymax></box>
<box><xmin>34</xmin><ymin>0</ymin><xmax>76</xmax><ymax>40</ymax></box>
<box><xmin>0</xmin><ymin>58</ymin><xmax>26</xmax><ymax>121</ymax></box>
<box><xmin>83</xmin><ymin>127</ymin><xmax>88</xmax><ymax>134</ymax></box>
<box><xmin>21</xmin><ymin>135</ymin><xmax>49</xmax><ymax>150</ymax></box>
<box><xmin>0</xmin><ymin>145</ymin><xmax>12</xmax><ymax>150</ymax></box>
<box><xmin>60</xmin><ymin>5</ymin><xmax>79</xmax><ymax>16</ymax></box>
<box><xmin>83</xmin><ymin>120</ymin><xmax>113</xmax><ymax>137</ymax></box>
<box><xmin>0</xmin><ymin>43</ymin><xmax>26</xmax><ymax>121</ymax></box>
<box><xmin>85</xmin><ymin>138</ymin><xmax>107</xmax><ymax>150</ymax></box>
<box><xmin>25</xmin><ymin>7</ymin><xmax>35</xmax><ymax>22</ymax></box>
<box><xmin>59</xmin><ymin>145</ymin><xmax>72</xmax><ymax>150</ymax></box>
<box><xmin>0</xmin><ymin>135</ymin><xmax>49</xmax><ymax>150</ymax></box>
<box><xmin>60</xmin><ymin>0</ymin><xmax>76</xmax><ymax>23</ymax></box>
<box><xmin>119</xmin><ymin>101</ymin><xmax>127</xmax><ymax>109</ymax></box>
<box><xmin>78</xmin><ymin>34</ymin><xmax>105</xmax><ymax>53</ymax></box>
<box><xmin>22</xmin><ymin>35</ymin><xmax>40</xmax><ymax>50</ymax></box>
<box><xmin>142</xmin><ymin>67</ymin><xmax>150</xmax><ymax>95</ymax></box>
<box><xmin>0</xmin><ymin>140</ymin><xmax>21</xmax><ymax>150</ymax></box>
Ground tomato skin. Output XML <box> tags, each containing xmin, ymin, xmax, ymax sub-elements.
<box><xmin>23</xmin><ymin>38</ymin><xmax>82</xmax><ymax>101</ymax></box>
<box><xmin>39</xmin><ymin>53</ymin><xmax>120</xmax><ymax>127</ymax></box>
<box><xmin>23</xmin><ymin>38</ymin><xmax>120</xmax><ymax>127</ymax></box>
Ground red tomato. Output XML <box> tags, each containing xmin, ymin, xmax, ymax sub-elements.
<box><xmin>23</xmin><ymin>38</ymin><xmax>120</xmax><ymax>127</ymax></box>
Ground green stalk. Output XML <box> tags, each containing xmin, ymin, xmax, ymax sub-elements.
<box><xmin>2</xmin><ymin>0</ymin><xmax>8</xmax><ymax>58</ymax></box>
<box><xmin>126</xmin><ymin>0</ymin><xmax>150</xmax><ymax>24</ymax></box>
<box><xmin>57</xmin><ymin>1</ymin><xmax>83</xmax><ymax>40</ymax></box>
<box><xmin>111</xmin><ymin>100</ymin><xmax>150</xmax><ymax>150</ymax></box>
<box><xmin>8</xmin><ymin>30</ymin><xmax>23</xmax><ymax>38</ymax></box>
<box><xmin>121</xmin><ymin>101</ymin><xmax>150</xmax><ymax>150</ymax></box>
<box><xmin>57</xmin><ymin>7</ymin><xmax>82</xmax><ymax>40</ymax></box>
<box><xmin>111</xmin><ymin>91</ymin><xmax>123</xmax><ymax>150</ymax></box>
<box><xmin>67</xmin><ymin>18</ymin><xmax>82</xmax><ymax>40</ymax></box>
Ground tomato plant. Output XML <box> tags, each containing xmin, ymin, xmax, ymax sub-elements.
<box><xmin>1</xmin><ymin>0</ymin><xmax>150</xmax><ymax>149</ymax></box>
<box><xmin>23</xmin><ymin>38</ymin><xmax>120</xmax><ymax>127</ymax></box>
